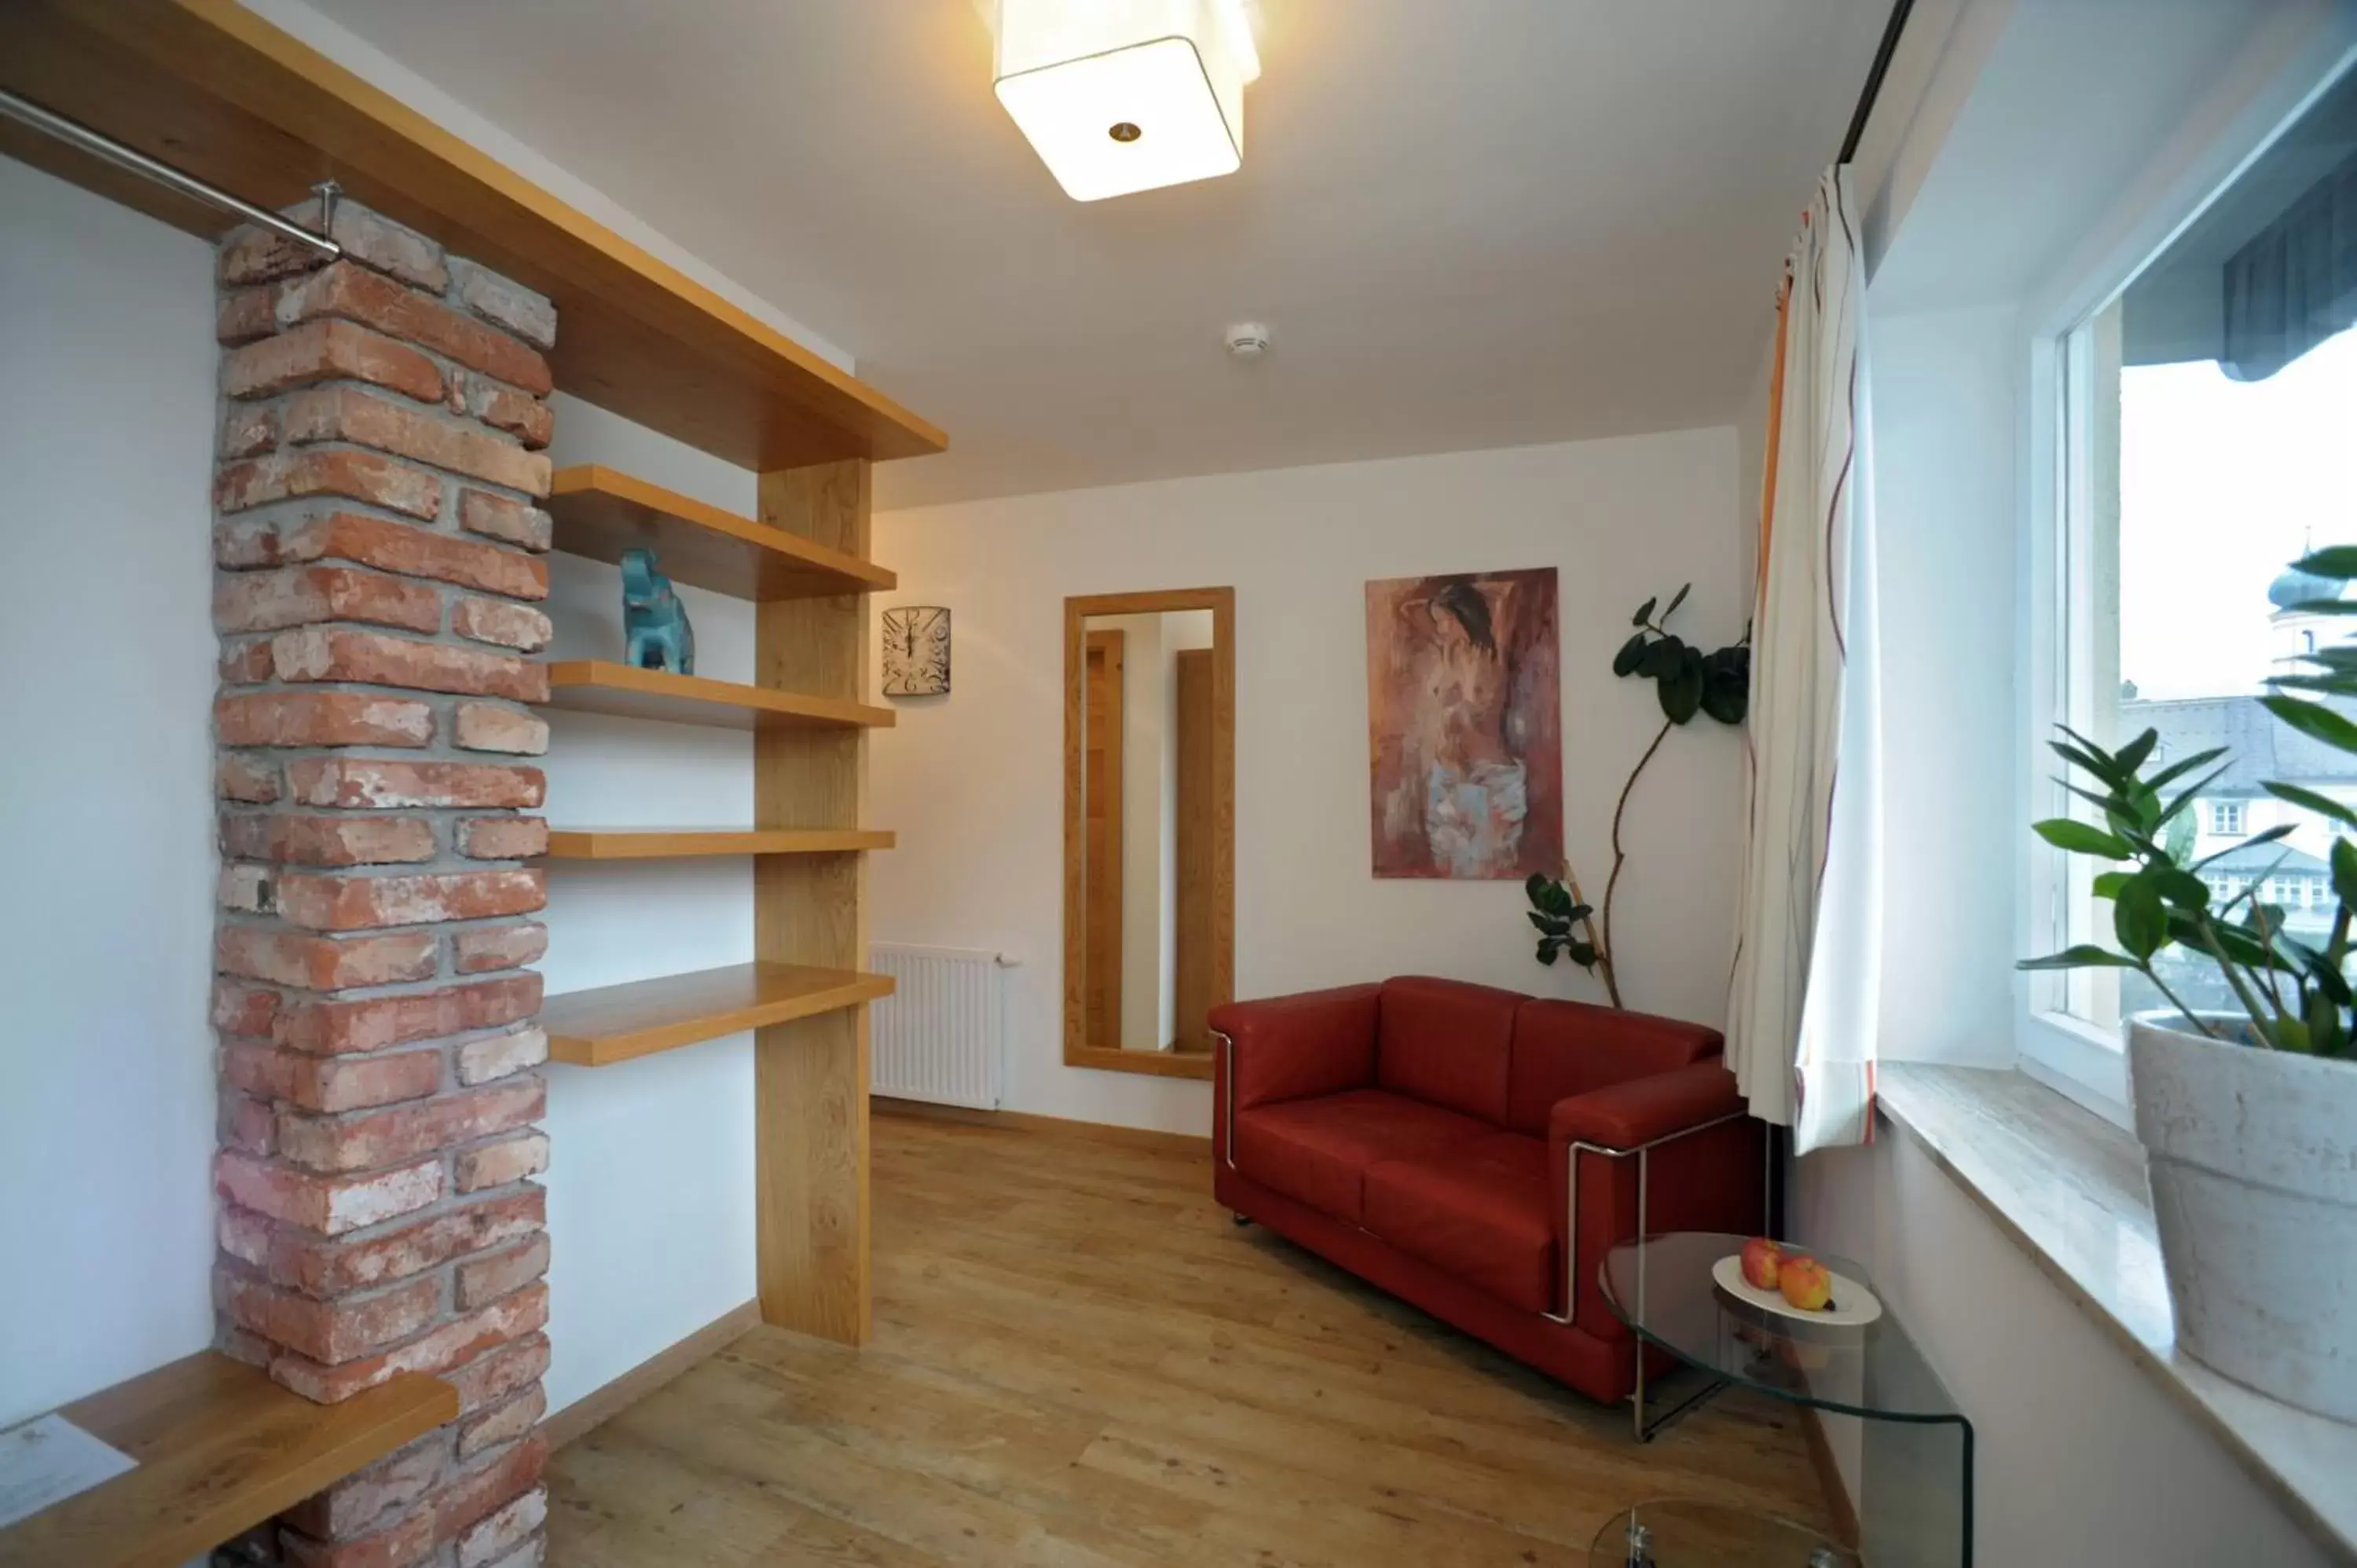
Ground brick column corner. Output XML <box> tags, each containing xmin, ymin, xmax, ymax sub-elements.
<box><xmin>209</xmin><ymin>198</ymin><xmax>559</xmax><ymax>1568</ymax></box>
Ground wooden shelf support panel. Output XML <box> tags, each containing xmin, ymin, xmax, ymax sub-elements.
<box><xmin>0</xmin><ymin>1354</ymin><xmax>455</xmax><ymax>1568</ymax></box>
<box><xmin>542</xmin><ymin>961</ymin><xmax>893</xmax><ymax>1068</ymax></box>
<box><xmin>544</xmin><ymin>661</ymin><xmax>894</xmax><ymax>731</ymax></box>
<box><xmin>545</xmin><ymin>466</ymin><xmax>897</xmax><ymax>603</ymax></box>
<box><xmin>545</xmin><ymin>828</ymin><xmax>896</xmax><ymax>860</ymax></box>
<box><xmin>752</xmin><ymin>459</ymin><xmax>878</xmax><ymax>1348</ymax></box>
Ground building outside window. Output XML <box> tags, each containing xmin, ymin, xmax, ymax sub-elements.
<box><xmin>2041</xmin><ymin>64</ymin><xmax>2357</xmax><ymax>1034</ymax></box>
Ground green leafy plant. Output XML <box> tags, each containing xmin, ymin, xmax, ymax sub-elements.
<box><xmin>1610</xmin><ymin>584</ymin><xmax>1753</xmax><ymax>727</ymax></box>
<box><xmin>1526</xmin><ymin>585</ymin><xmax>1750</xmax><ymax>1007</ymax></box>
<box><xmin>2018</xmin><ymin>549</ymin><xmax>2357</xmax><ymax>1057</ymax></box>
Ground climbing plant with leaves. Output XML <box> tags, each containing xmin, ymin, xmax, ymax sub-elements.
<box><xmin>1524</xmin><ymin>584</ymin><xmax>1750</xmax><ymax>1008</ymax></box>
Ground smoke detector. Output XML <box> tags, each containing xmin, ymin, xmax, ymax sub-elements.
<box><xmin>1224</xmin><ymin>322</ymin><xmax>1271</xmax><ymax>359</ymax></box>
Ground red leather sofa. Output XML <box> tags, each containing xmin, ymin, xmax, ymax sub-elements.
<box><xmin>1208</xmin><ymin>976</ymin><xmax>1764</xmax><ymax>1405</ymax></box>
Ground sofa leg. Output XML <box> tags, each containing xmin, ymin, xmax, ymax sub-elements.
<box><xmin>1230</xmin><ymin>1213</ymin><xmax>1252</xmax><ymax>1228</ymax></box>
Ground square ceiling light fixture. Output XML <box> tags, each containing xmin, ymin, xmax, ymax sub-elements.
<box><xmin>992</xmin><ymin>0</ymin><xmax>1260</xmax><ymax>202</ymax></box>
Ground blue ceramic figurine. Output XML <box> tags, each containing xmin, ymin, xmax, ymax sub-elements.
<box><xmin>621</xmin><ymin>548</ymin><xmax>695</xmax><ymax>676</ymax></box>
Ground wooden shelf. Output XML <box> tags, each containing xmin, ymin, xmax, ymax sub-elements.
<box><xmin>0</xmin><ymin>4</ymin><xmax>944</xmax><ymax>471</ymax></box>
<box><xmin>544</xmin><ymin>962</ymin><xmax>895</xmax><ymax>1067</ymax></box>
<box><xmin>545</xmin><ymin>467</ymin><xmax>896</xmax><ymax>603</ymax></box>
<box><xmin>547</xmin><ymin>827</ymin><xmax>895</xmax><ymax>859</ymax></box>
<box><xmin>545</xmin><ymin>661</ymin><xmax>894</xmax><ymax>731</ymax></box>
<box><xmin>0</xmin><ymin>1353</ymin><xmax>454</xmax><ymax>1568</ymax></box>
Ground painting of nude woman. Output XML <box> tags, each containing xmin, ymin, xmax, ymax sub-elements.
<box><xmin>1365</xmin><ymin>568</ymin><xmax>1563</xmax><ymax>879</ymax></box>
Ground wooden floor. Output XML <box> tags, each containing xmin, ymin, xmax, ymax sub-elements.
<box><xmin>547</xmin><ymin>1112</ymin><xmax>1833</xmax><ymax>1565</ymax></box>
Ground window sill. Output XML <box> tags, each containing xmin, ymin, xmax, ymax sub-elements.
<box><xmin>1877</xmin><ymin>1063</ymin><xmax>2357</xmax><ymax>1564</ymax></box>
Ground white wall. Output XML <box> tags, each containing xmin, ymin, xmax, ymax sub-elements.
<box><xmin>871</xmin><ymin>430</ymin><xmax>1746</xmax><ymax>1135</ymax></box>
<box><xmin>534</xmin><ymin>394</ymin><xmax>763</xmax><ymax>1416</ymax></box>
<box><xmin>1868</xmin><ymin>304</ymin><xmax>2018</xmax><ymax>1069</ymax></box>
<box><xmin>0</xmin><ymin>157</ymin><xmax>220</xmax><ymax>1424</ymax></box>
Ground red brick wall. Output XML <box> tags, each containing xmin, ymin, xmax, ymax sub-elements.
<box><xmin>211</xmin><ymin>200</ymin><xmax>554</xmax><ymax>1568</ymax></box>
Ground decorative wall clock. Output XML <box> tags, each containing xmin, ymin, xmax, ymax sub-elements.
<box><xmin>881</xmin><ymin>605</ymin><xmax>951</xmax><ymax>697</ymax></box>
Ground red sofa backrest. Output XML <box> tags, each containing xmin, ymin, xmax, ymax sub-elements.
<box><xmin>1504</xmin><ymin>998</ymin><xmax>1723</xmax><ymax>1136</ymax></box>
<box><xmin>1375</xmin><ymin>976</ymin><xmax>1526</xmax><ymax>1124</ymax></box>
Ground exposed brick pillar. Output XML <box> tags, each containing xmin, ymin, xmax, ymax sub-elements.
<box><xmin>209</xmin><ymin>200</ymin><xmax>557</xmax><ymax>1568</ymax></box>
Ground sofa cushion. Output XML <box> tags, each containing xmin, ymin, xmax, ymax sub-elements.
<box><xmin>1505</xmin><ymin>999</ymin><xmax>1723</xmax><ymax>1136</ymax></box>
<box><xmin>1374</xmin><ymin>976</ymin><xmax>1524</xmax><ymax>1125</ymax></box>
<box><xmin>1231</xmin><ymin>1089</ymin><xmax>1494</xmax><ymax>1224</ymax></box>
<box><xmin>1363</xmin><ymin>1131</ymin><xmax>1555</xmax><ymax>1314</ymax></box>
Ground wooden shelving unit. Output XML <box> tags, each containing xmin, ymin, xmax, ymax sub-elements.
<box><xmin>537</xmin><ymin>463</ymin><xmax>899</xmax><ymax>1343</ymax></box>
<box><xmin>542</xmin><ymin>962</ymin><xmax>895</xmax><ymax>1067</ymax></box>
<box><xmin>547</xmin><ymin>828</ymin><xmax>896</xmax><ymax>860</ymax></box>
<box><xmin>546</xmin><ymin>467</ymin><xmax>896</xmax><ymax>601</ymax></box>
<box><xmin>0</xmin><ymin>1354</ymin><xmax>453</xmax><ymax>1568</ymax></box>
<box><xmin>545</xmin><ymin>661</ymin><xmax>894</xmax><ymax>731</ymax></box>
<box><xmin>0</xmin><ymin>2</ymin><xmax>922</xmax><ymax>1354</ymax></box>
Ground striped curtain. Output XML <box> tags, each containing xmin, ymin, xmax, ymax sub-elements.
<box><xmin>1727</xmin><ymin>166</ymin><xmax>1883</xmax><ymax>1155</ymax></box>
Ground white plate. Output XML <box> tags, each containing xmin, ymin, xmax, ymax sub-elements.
<box><xmin>1710</xmin><ymin>1253</ymin><xmax>1884</xmax><ymax>1328</ymax></box>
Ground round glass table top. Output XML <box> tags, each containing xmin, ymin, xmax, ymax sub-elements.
<box><xmin>1589</xmin><ymin>1500</ymin><xmax>1858</xmax><ymax>1567</ymax></box>
<box><xmin>1600</xmin><ymin>1232</ymin><xmax>1963</xmax><ymax>1424</ymax></box>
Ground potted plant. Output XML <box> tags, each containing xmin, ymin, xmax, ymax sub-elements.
<box><xmin>1524</xmin><ymin>585</ymin><xmax>1749</xmax><ymax>1007</ymax></box>
<box><xmin>2023</xmin><ymin>550</ymin><xmax>2357</xmax><ymax>1423</ymax></box>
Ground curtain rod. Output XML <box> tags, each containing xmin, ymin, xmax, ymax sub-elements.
<box><xmin>0</xmin><ymin>85</ymin><xmax>341</xmax><ymax>258</ymax></box>
<box><xmin>1838</xmin><ymin>0</ymin><xmax>1918</xmax><ymax>167</ymax></box>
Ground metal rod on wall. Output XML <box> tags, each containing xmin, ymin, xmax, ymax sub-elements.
<box><xmin>0</xmin><ymin>85</ymin><xmax>341</xmax><ymax>258</ymax></box>
<box><xmin>1838</xmin><ymin>0</ymin><xmax>1917</xmax><ymax>167</ymax></box>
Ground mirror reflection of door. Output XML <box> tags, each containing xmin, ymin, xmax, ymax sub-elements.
<box><xmin>1171</xmin><ymin>648</ymin><xmax>1215</xmax><ymax>1054</ymax></box>
<box><xmin>1083</xmin><ymin>629</ymin><xmax>1124</xmax><ymax>1051</ymax></box>
<box><xmin>1078</xmin><ymin>608</ymin><xmax>1219</xmax><ymax>1054</ymax></box>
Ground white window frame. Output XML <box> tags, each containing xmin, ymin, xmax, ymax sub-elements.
<box><xmin>2014</xmin><ymin>46</ymin><xmax>2357</xmax><ymax>1127</ymax></box>
<box><xmin>2021</xmin><ymin>317</ymin><xmax>2135</xmax><ymax>1119</ymax></box>
<box><xmin>2211</xmin><ymin>800</ymin><xmax>2246</xmax><ymax>836</ymax></box>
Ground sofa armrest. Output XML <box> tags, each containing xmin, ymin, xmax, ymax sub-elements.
<box><xmin>1547</xmin><ymin>1060</ymin><xmax>1746</xmax><ymax>1149</ymax></box>
<box><xmin>1545</xmin><ymin>1061</ymin><xmax>1764</xmax><ymax>1330</ymax></box>
<box><xmin>1209</xmin><ymin>985</ymin><xmax>1381</xmax><ymax>1117</ymax></box>
<box><xmin>1211</xmin><ymin>986</ymin><xmax>1381</xmax><ymax>1179</ymax></box>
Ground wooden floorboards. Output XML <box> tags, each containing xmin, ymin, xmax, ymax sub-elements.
<box><xmin>548</xmin><ymin>1112</ymin><xmax>1832</xmax><ymax>1565</ymax></box>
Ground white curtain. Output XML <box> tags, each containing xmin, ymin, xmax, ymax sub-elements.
<box><xmin>1727</xmin><ymin>166</ymin><xmax>1884</xmax><ymax>1156</ymax></box>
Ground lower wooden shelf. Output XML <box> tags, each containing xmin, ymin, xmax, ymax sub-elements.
<box><xmin>543</xmin><ymin>962</ymin><xmax>895</xmax><ymax>1067</ymax></box>
<box><xmin>0</xmin><ymin>1353</ymin><xmax>455</xmax><ymax>1568</ymax></box>
<box><xmin>545</xmin><ymin>661</ymin><xmax>893</xmax><ymax>731</ymax></box>
<box><xmin>546</xmin><ymin>827</ymin><xmax>895</xmax><ymax>860</ymax></box>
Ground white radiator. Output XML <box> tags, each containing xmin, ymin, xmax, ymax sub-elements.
<box><xmin>869</xmin><ymin>943</ymin><xmax>1008</xmax><ymax>1109</ymax></box>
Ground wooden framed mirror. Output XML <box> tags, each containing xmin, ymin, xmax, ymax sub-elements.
<box><xmin>1063</xmin><ymin>588</ymin><xmax>1235</xmax><ymax>1080</ymax></box>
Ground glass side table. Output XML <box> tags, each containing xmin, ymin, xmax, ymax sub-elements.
<box><xmin>1603</xmin><ymin>1232</ymin><xmax>1974</xmax><ymax>1568</ymax></box>
<box><xmin>1589</xmin><ymin>1500</ymin><xmax>1859</xmax><ymax>1567</ymax></box>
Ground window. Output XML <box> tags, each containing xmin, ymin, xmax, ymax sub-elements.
<box><xmin>2038</xmin><ymin>64</ymin><xmax>2357</xmax><ymax>1046</ymax></box>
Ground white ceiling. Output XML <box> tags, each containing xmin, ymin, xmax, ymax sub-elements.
<box><xmin>301</xmin><ymin>0</ymin><xmax>1891</xmax><ymax>510</ymax></box>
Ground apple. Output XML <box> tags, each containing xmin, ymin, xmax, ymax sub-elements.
<box><xmin>1779</xmin><ymin>1254</ymin><xmax>1834</xmax><ymax>1312</ymax></box>
<box><xmin>1739</xmin><ymin>1236</ymin><xmax>1786</xmax><ymax>1291</ymax></box>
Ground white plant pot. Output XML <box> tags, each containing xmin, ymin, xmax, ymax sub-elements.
<box><xmin>2128</xmin><ymin>1014</ymin><xmax>2357</xmax><ymax>1423</ymax></box>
